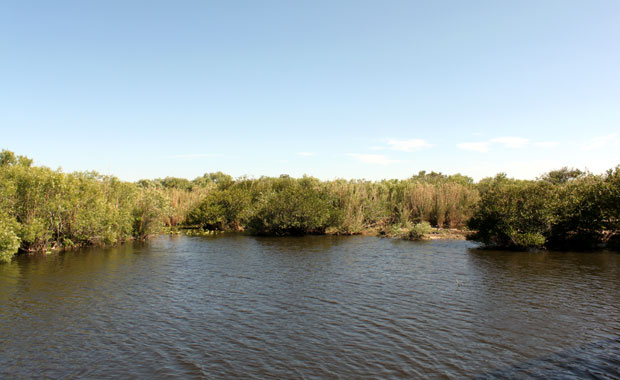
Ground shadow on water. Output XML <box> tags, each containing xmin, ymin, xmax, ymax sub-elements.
<box><xmin>251</xmin><ymin>233</ymin><xmax>350</xmax><ymax>252</ymax></box>
<box><xmin>466</xmin><ymin>247</ymin><xmax>620</xmax><ymax>379</ymax></box>
<box><xmin>476</xmin><ymin>335</ymin><xmax>620</xmax><ymax>379</ymax></box>
<box><xmin>466</xmin><ymin>246</ymin><xmax>620</xmax><ymax>285</ymax></box>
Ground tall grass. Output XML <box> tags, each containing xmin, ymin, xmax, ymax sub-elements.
<box><xmin>324</xmin><ymin>175</ymin><xmax>478</xmax><ymax>233</ymax></box>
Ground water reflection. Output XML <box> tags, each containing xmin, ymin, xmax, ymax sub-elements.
<box><xmin>477</xmin><ymin>335</ymin><xmax>620</xmax><ymax>379</ymax></box>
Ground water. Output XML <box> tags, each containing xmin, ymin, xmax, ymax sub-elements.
<box><xmin>1</xmin><ymin>235</ymin><xmax>619</xmax><ymax>379</ymax></box>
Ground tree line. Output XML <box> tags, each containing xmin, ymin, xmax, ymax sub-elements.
<box><xmin>1</xmin><ymin>149</ymin><xmax>619</xmax><ymax>262</ymax></box>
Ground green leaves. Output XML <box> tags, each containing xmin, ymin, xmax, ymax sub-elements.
<box><xmin>469</xmin><ymin>169</ymin><xmax>620</xmax><ymax>250</ymax></box>
<box><xmin>0</xmin><ymin>216</ymin><xmax>21</xmax><ymax>263</ymax></box>
<box><xmin>468</xmin><ymin>177</ymin><xmax>559</xmax><ymax>249</ymax></box>
<box><xmin>132</xmin><ymin>187</ymin><xmax>170</xmax><ymax>239</ymax></box>
<box><xmin>1</xmin><ymin>148</ymin><xmax>618</xmax><ymax>257</ymax></box>
<box><xmin>187</xmin><ymin>187</ymin><xmax>251</xmax><ymax>230</ymax></box>
<box><xmin>0</xmin><ymin>150</ymin><xmax>172</xmax><ymax>258</ymax></box>
<box><xmin>247</xmin><ymin>180</ymin><xmax>338</xmax><ymax>236</ymax></box>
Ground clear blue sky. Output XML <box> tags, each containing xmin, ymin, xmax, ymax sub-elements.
<box><xmin>1</xmin><ymin>0</ymin><xmax>619</xmax><ymax>181</ymax></box>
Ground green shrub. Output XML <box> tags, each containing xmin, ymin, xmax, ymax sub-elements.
<box><xmin>0</xmin><ymin>150</ymin><xmax>172</xmax><ymax>251</ymax></box>
<box><xmin>403</xmin><ymin>222</ymin><xmax>432</xmax><ymax>240</ymax></box>
<box><xmin>546</xmin><ymin>174</ymin><xmax>605</xmax><ymax>250</ymax></box>
<box><xmin>247</xmin><ymin>179</ymin><xmax>339</xmax><ymax>236</ymax></box>
<box><xmin>468</xmin><ymin>175</ymin><xmax>557</xmax><ymax>249</ymax></box>
<box><xmin>0</xmin><ymin>218</ymin><xmax>21</xmax><ymax>263</ymax></box>
<box><xmin>468</xmin><ymin>169</ymin><xmax>620</xmax><ymax>250</ymax></box>
<box><xmin>187</xmin><ymin>188</ymin><xmax>251</xmax><ymax>230</ymax></box>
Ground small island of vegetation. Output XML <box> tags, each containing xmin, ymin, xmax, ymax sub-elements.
<box><xmin>1</xmin><ymin>149</ymin><xmax>619</xmax><ymax>263</ymax></box>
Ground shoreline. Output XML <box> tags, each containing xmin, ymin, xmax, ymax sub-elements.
<box><xmin>177</xmin><ymin>226</ymin><xmax>471</xmax><ymax>240</ymax></box>
<box><xmin>427</xmin><ymin>228</ymin><xmax>470</xmax><ymax>240</ymax></box>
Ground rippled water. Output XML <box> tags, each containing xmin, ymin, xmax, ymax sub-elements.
<box><xmin>1</xmin><ymin>235</ymin><xmax>619</xmax><ymax>379</ymax></box>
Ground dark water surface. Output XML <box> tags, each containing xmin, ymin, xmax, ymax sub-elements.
<box><xmin>1</xmin><ymin>235</ymin><xmax>619</xmax><ymax>379</ymax></box>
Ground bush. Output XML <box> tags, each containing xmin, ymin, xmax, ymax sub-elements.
<box><xmin>384</xmin><ymin>221</ymin><xmax>432</xmax><ymax>240</ymax></box>
<box><xmin>247</xmin><ymin>179</ymin><xmax>339</xmax><ymax>236</ymax></box>
<box><xmin>468</xmin><ymin>169</ymin><xmax>620</xmax><ymax>250</ymax></box>
<box><xmin>0</xmin><ymin>218</ymin><xmax>21</xmax><ymax>263</ymax></box>
<box><xmin>403</xmin><ymin>222</ymin><xmax>432</xmax><ymax>240</ymax></box>
<box><xmin>187</xmin><ymin>188</ymin><xmax>251</xmax><ymax>230</ymax></box>
<box><xmin>0</xmin><ymin>150</ymin><xmax>172</xmax><ymax>252</ymax></box>
<box><xmin>546</xmin><ymin>174</ymin><xmax>606</xmax><ymax>250</ymax></box>
<box><xmin>468</xmin><ymin>175</ymin><xmax>557</xmax><ymax>249</ymax></box>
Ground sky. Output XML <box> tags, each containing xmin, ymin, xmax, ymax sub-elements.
<box><xmin>1</xmin><ymin>0</ymin><xmax>619</xmax><ymax>181</ymax></box>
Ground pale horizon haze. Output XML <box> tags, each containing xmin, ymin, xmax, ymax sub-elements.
<box><xmin>1</xmin><ymin>1</ymin><xmax>619</xmax><ymax>181</ymax></box>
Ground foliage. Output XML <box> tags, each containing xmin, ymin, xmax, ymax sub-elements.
<box><xmin>325</xmin><ymin>173</ymin><xmax>478</xmax><ymax>234</ymax></box>
<box><xmin>540</xmin><ymin>167</ymin><xmax>584</xmax><ymax>184</ymax></box>
<box><xmin>468</xmin><ymin>168</ymin><xmax>620</xmax><ymax>250</ymax></box>
<box><xmin>382</xmin><ymin>221</ymin><xmax>432</xmax><ymax>241</ymax></box>
<box><xmin>159</xmin><ymin>177</ymin><xmax>193</xmax><ymax>191</ymax></box>
<box><xmin>0</xmin><ymin>216</ymin><xmax>21</xmax><ymax>263</ymax></box>
<box><xmin>0</xmin><ymin>151</ymin><xmax>172</xmax><ymax>260</ymax></box>
<box><xmin>1</xmin><ymin>149</ymin><xmax>32</xmax><ymax>168</ymax></box>
<box><xmin>191</xmin><ymin>171</ymin><xmax>233</xmax><ymax>188</ymax></box>
<box><xmin>187</xmin><ymin>187</ymin><xmax>251</xmax><ymax>230</ymax></box>
<box><xmin>186</xmin><ymin>173</ymin><xmax>476</xmax><ymax>237</ymax></box>
<box><xmin>161</xmin><ymin>187</ymin><xmax>209</xmax><ymax>226</ymax></box>
<box><xmin>468</xmin><ymin>176</ymin><xmax>557</xmax><ymax>249</ymax></box>
<box><xmin>403</xmin><ymin>222</ymin><xmax>433</xmax><ymax>241</ymax></box>
<box><xmin>247</xmin><ymin>177</ymin><xmax>340</xmax><ymax>236</ymax></box>
<box><xmin>601</xmin><ymin>166</ymin><xmax>620</xmax><ymax>249</ymax></box>
<box><xmin>2</xmin><ymin>148</ymin><xmax>619</xmax><ymax>260</ymax></box>
<box><xmin>546</xmin><ymin>174</ymin><xmax>605</xmax><ymax>249</ymax></box>
<box><xmin>132</xmin><ymin>187</ymin><xmax>170</xmax><ymax>239</ymax></box>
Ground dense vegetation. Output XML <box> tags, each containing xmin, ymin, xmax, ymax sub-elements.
<box><xmin>1</xmin><ymin>149</ymin><xmax>619</xmax><ymax>263</ymax></box>
<box><xmin>468</xmin><ymin>168</ymin><xmax>620</xmax><ymax>250</ymax></box>
<box><xmin>0</xmin><ymin>151</ymin><xmax>168</xmax><ymax>262</ymax></box>
<box><xmin>185</xmin><ymin>172</ymin><xmax>478</xmax><ymax>237</ymax></box>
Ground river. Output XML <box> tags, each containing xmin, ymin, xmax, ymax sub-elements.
<box><xmin>1</xmin><ymin>235</ymin><xmax>619</xmax><ymax>379</ymax></box>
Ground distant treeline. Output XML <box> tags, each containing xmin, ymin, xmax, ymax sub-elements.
<box><xmin>1</xmin><ymin>149</ymin><xmax>619</xmax><ymax>262</ymax></box>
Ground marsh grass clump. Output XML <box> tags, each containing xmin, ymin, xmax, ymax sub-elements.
<box><xmin>403</xmin><ymin>222</ymin><xmax>433</xmax><ymax>241</ymax></box>
<box><xmin>183</xmin><ymin>228</ymin><xmax>219</xmax><ymax>237</ymax></box>
<box><xmin>381</xmin><ymin>221</ymin><xmax>432</xmax><ymax>241</ymax></box>
<box><xmin>324</xmin><ymin>172</ymin><xmax>479</xmax><ymax>235</ymax></box>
